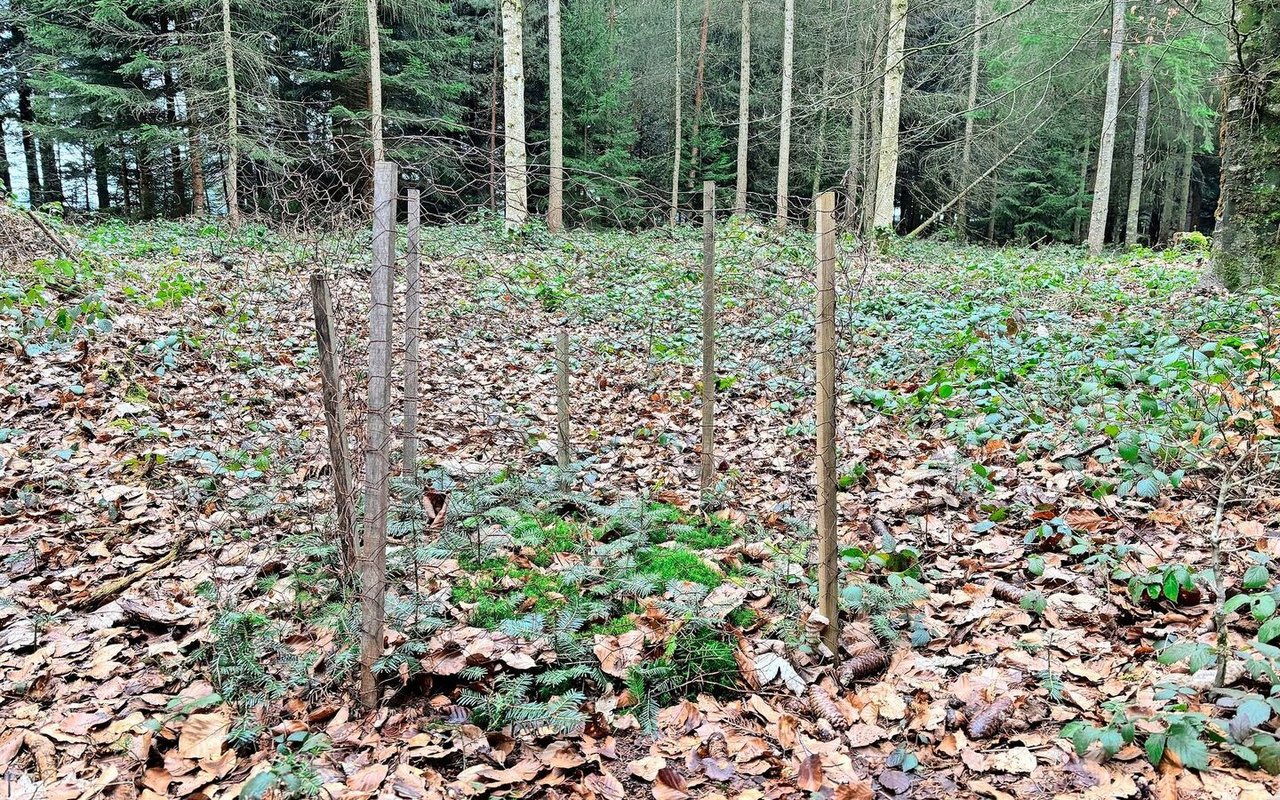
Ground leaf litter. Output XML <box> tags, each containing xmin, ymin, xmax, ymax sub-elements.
<box><xmin>0</xmin><ymin>218</ymin><xmax>1277</xmax><ymax>799</ymax></box>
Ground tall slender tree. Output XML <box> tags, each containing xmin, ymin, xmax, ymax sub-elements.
<box><xmin>733</xmin><ymin>0</ymin><xmax>751</xmax><ymax>216</ymax></box>
<box><xmin>221</xmin><ymin>0</ymin><xmax>240</xmax><ymax>227</ymax></box>
<box><xmin>872</xmin><ymin>0</ymin><xmax>907</xmax><ymax>231</ymax></box>
<box><xmin>955</xmin><ymin>0</ymin><xmax>982</xmax><ymax>239</ymax></box>
<box><xmin>1124</xmin><ymin>63</ymin><xmax>1152</xmax><ymax>244</ymax></box>
<box><xmin>548</xmin><ymin>0</ymin><xmax>564</xmax><ymax>233</ymax></box>
<box><xmin>1086</xmin><ymin>0</ymin><xmax>1126</xmax><ymax>255</ymax></box>
<box><xmin>774</xmin><ymin>0</ymin><xmax>795</xmax><ymax>226</ymax></box>
<box><xmin>669</xmin><ymin>0</ymin><xmax>683</xmax><ymax>227</ymax></box>
<box><xmin>501</xmin><ymin>0</ymin><xmax>528</xmax><ymax>230</ymax></box>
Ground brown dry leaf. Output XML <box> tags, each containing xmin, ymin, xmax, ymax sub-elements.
<box><xmin>346</xmin><ymin>763</ymin><xmax>389</xmax><ymax>795</ymax></box>
<box><xmin>584</xmin><ymin>770</ymin><xmax>626</xmax><ymax>800</ymax></box>
<box><xmin>652</xmin><ymin>767</ymin><xmax>690</xmax><ymax>800</ymax></box>
<box><xmin>540</xmin><ymin>741</ymin><xmax>587</xmax><ymax>769</ymax></box>
<box><xmin>990</xmin><ymin>746</ymin><xmax>1037</xmax><ymax>774</ymax></box>
<box><xmin>628</xmin><ymin>756</ymin><xmax>667</xmax><ymax>781</ymax></box>
<box><xmin>846</xmin><ymin>723</ymin><xmax>887</xmax><ymax>748</ymax></box>
<box><xmin>176</xmin><ymin>713</ymin><xmax>229</xmax><ymax>761</ymax></box>
<box><xmin>797</xmin><ymin>754</ymin><xmax>824</xmax><ymax>792</ymax></box>
<box><xmin>594</xmin><ymin>630</ymin><xmax>644</xmax><ymax>678</ymax></box>
<box><xmin>833</xmin><ymin>782</ymin><xmax>875</xmax><ymax>800</ymax></box>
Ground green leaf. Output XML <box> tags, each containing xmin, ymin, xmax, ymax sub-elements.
<box><xmin>1163</xmin><ymin>571</ymin><xmax>1181</xmax><ymax>604</ymax></box>
<box><xmin>1118</xmin><ymin>441</ymin><xmax>1141</xmax><ymax>464</ymax></box>
<box><xmin>1136</xmin><ymin>477</ymin><xmax>1161</xmax><ymax>499</ymax></box>
<box><xmin>1145</xmin><ymin>733</ymin><xmax>1166</xmax><ymax>765</ymax></box>
<box><xmin>1224</xmin><ymin>594</ymin><xmax>1252</xmax><ymax>614</ymax></box>
<box><xmin>1258</xmin><ymin>616</ymin><xmax>1280</xmax><ymax>644</ymax></box>
<box><xmin>1244</xmin><ymin>565</ymin><xmax>1270</xmax><ymax>590</ymax></box>
<box><xmin>1100</xmin><ymin>729</ymin><xmax>1124</xmax><ymax>757</ymax></box>
<box><xmin>239</xmin><ymin>771</ymin><xmax>278</xmax><ymax>800</ymax></box>
<box><xmin>1237</xmin><ymin>698</ymin><xmax>1272</xmax><ymax>729</ymax></box>
<box><xmin>1254</xmin><ymin>594</ymin><xmax>1276</xmax><ymax>622</ymax></box>
<box><xmin>1165</xmin><ymin>721</ymin><xmax>1210</xmax><ymax>771</ymax></box>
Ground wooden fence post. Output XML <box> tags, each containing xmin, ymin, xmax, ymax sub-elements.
<box><xmin>815</xmin><ymin>190</ymin><xmax>840</xmax><ymax>658</ymax></box>
<box><xmin>309</xmin><ymin>272</ymin><xmax>357</xmax><ymax>578</ymax></box>
<box><xmin>555</xmin><ymin>325</ymin><xmax>571</xmax><ymax>469</ymax></box>
<box><xmin>360</xmin><ymin>160</ymin><xmax>397</xmax><ymax>710</ymax></box>
<box><xmin>699</xmin><ymin>180</ymin><xmax>716</xmax><ymax>493</ymax></box>
<box><xmin>404</xmin><ymin>188</ymin><xmax>421</xmax><ymax>476</ymax></box>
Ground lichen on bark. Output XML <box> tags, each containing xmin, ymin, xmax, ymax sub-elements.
<box><xmin>1213</xmin><ymin>1</ymin><xmax>1280</xmax><ymax>288</ymax></box>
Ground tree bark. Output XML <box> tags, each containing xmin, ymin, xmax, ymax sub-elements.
<box><xmin>1176</xmin><ymin>126</ymin><xmax>1194</xmax><ymax>231</ymax></box>
<box><xmin>670</xmin><ymin>0</ymin><xmax>683</xmax><ymax>227</ymax></box>
<box><xmin>1086</xmin><ymin>0</ymin><xmax>1126</xmax><ymax>255</ymax></box>
<box><xmin>359</xmin><ymin>161</ymin><xmax>397</xmax><ymax>709</ymax></box>
<box><xmin>17</xmin><ymin>86</ymin><xmax>41</xmax><ymax>206</ymax></box>
<box><xmin>734</xmin><ymin>0</ymin><xmax>751</xmax><ymax>216</ymax></box>
<box><xmin>38</xmin><ymin>137</ymin><xmax>63</xmax><ymax>206</ymax></box>
<box><xmin>366</xmin><ymin>0</ymin><xmax>385</xmax><ymax>162</ymax></box>
<box><xmin>872</xmin><ymin>0</ymin><xmax>908</xmax><ymax>231</ymax></box>
<box><xmin>955</xmin><ymin>0</ymin><xmax>982</xmax><ymax>239</ymax></box>
<box><xmin>688</xmin><ymin>0</ymin><xmax>711</xmax><ymax>190</ymax></box>
<box><xmin>810</xmin><ymin>0</ymin><xmax>835</xmax><ymax>214</ymax></box>
<box><xmin>501</xmin><ymin>0</ymin><xmax>528</xmax><ymax>230</ymax></box>
<box><xmin>775</xmin><ymin>0</ymin><xmax>795</xmax><ymax>226</ymax></box>
<box><xmin>1124</xmin><ymin>64</ymin><xmax>1152</xmax><ymax>245</ymax></box>
<box><xmin>861</xmin><ymin>1</ymin><xmax>888</xmax><ymax>235</ymax></box>
<box><xmin>310</xmin><ymin>273</ymin><xmax>358</xmax><ymax>576</ymax></box>
<box><xmin>1211</xmin><ymin>1</ymin><xmax>1279</xmax><ymax>287</ymax></box>
<box><xmin>548</xmin><ymin>0</ymin><xmax>564</xmax><ymax>233</ymax></box>
<box><xmin>188</xmin><ymin>107</ymin><xmax>207</xmax><ymax>216</ymax></box>
<box><xmin>221</xmin><ymin>0</ymin><xmax>240</xmax><ymax>227</ymax></box>
<box><xmin>1073</xmin><ymin>138</ymin><xmax>1090</xmax><ymax>243</ymax></box>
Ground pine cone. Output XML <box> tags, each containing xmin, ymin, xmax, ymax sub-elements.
<box><xmin>838</xmin><ymin>648</ymin><xmax>889</xmax><ymax>684</ymax></box>
<box><xmin>808</xmin><ymin>686</ymin><xmax>849</xmax><ymax>730</ymax></box>
<box><xmin>991</xmin><ymin>581</ymin><xmax>1027</xmax><ymax>604</ymax></box>
<box><xmin>965</xmin><ymin>696</ymin><xmax>1013</xmax><ymax>739</ymax></box>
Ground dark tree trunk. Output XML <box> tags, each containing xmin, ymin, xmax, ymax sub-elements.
<box><xmin>17</xmin><ymin>86</ymin><xmax>42</xmax><ymax>205</ymax></box>
<box><xmin>94</xmin><ymin>143</ymin><xmax>111</xmax><ymax>211</ymax></box>
<box><xmin>38</xmin><ymin>137</ymin><xmax>63</xmax><ymax>205</ymax></box>
<box><xmin>164</xmin><ymin>66</ymin><xmax>187</xmax><ymax>216</ymax></box>
<box><xmin>1212</xmin><ymin>1</ymin><xmax>1280</xmax><ymax>287</ymax></box>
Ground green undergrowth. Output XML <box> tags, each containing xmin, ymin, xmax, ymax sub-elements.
<box><xmin>382</xmin><ymin>470</ymin><xmax>756</xmax><ymax>732</ymax></box>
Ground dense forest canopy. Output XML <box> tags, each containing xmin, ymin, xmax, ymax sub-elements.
<box><xmin>0</xmin><ymin>0</ymin><xmax>1239</xmax><ymax>245</ymax></box>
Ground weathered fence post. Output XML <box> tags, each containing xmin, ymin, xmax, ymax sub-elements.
<box><xmin>404</xmin><ymin>188</ymin><xmax>421</xmax><ymax>476</ymax></box>
<box><xmin>309</xmin><ymin>272</ymin><xmax>357</xmax><ymax>577</ymax></box>
<box><xmin>815</xmin><ymin>190</ymin><xmax>840</xmax><ymax>658</ymax></box>
<box><xmin>699</xmin><ymin>180</ymin><xmax>716</xmax><ymax>493</ymax></box>
<box><xmin>555</xmin><ymin>325</ymin><xmax>571</xmax><ymax>469</ymax></box>
<box><xmin>360</xmin><ymin>160</ymin><xmax>397</xmax><ymax>710</ymax></box>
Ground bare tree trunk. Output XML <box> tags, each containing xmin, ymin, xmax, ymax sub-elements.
<box><xmin>366</xmin><ymin>0</ymin><xmax>385</xmax><ymax>162</ymax></box>
<box><xmin>734</xmin><ymin>0</ymin><xmax>751</xmax><ymax>216</ymax></box>
<box><xmin>359</xmin><ymin>161</ymin><xmax>397</xmax><ymax>710</ymax></box>
<box><xmin>310</xmin><ymin>273</ymin><xmax>358</xmax><ymax>576</ymax></box>
<box><xmin>670</xmin><ymin>0</ymin><xmax>683</xmax><ymax>227</ymax></box>
<box><xmin>548</xmin><ymin>0</ymin><xmax>564</xmax><ymax>233</ymax></box>
<box><xmin>775</xmin><ymin>0</ymin><xmax>795</xmax><ymax>226</ymax></box>
<box><xmin>689</xmin><ymin>0</ymin><xmax>711</xmax><ymax>189</ymax></box>
<box><xmin>810</xmin><ymin>0</ymin><xmax>835</xmax><ymax>214</ymax></box>
<box><xmin>955</xmin><ymin>0</ymin><xmax>981</xmax><ymax>239</ymax></box>
<box><xmin>1086</xmin><ymin>0</ymin><xmax>1126</xmax><ymax>255</ymax></box>
<box><xmin>489</xmin><ymin>10</ymin><xmax>499</xmax><ymax>213</ymax></box>
<box><xmin>844</xmin><ymin>2</ymin><xmax>867</xmax><ymax>227</ymax></box>
<box><xmin>1073</xmin><ymin>139</ymin><xmax>1090</xmax><ymax>243</ymax></box>
<box><xmin>188</xmin><ymin>104</ymin><xmax>207</xmax><ymax>215</ymax></box>
<box><xmin>861</xmin><ymin>2</ymin><xmax>888</xmax><ymax>235</ymax></box>
<box><xmin>501</xmin><ymin>0</ymin><xmax>528</xmax><ymax>230</ymax></box>
<box><xmin>1177</xmin><ymin>126</ymin><xmax>1194</xmax><ymax>231</ymax></box>
<box><xmin>404</xmin><ymin>189</ymin><xmax>421</xmax><ymax>475</ymax></box>
<box><xmin>1158</xmin><ymin>156</ymin><xmax>1175</xmax><ymax>244</ymax></box>
<box><xmin>164</xmin><ymin>65</ymin><xmax>187</xmax><ymax>216</ymax></box>
<box><xmin>872</xmin><ymin>0</ymin><xmax>908</xmax><ymax>231</ymax></box>
<box><xmin>1124</xmin><ymin>64</ymin><xmax>1152</xmax><ymax>245</ymax></box>
<box><xmin>18</xmin><ymin>86</ymin><xmax>42</xmax><ymax>206</ymax></box>
<box><xmin>814</xmin><ymin>190</ymin><xmax>839</xmax><ymax>658</ymax></box>
<box><xmin>38</xmin><ymin>138</ymin><xmax>63</xmax><ymax>206</ymax></box>
<box><xmin>699</xmin><ymin>181</ymin><xmax>716</xmax><ymax>493</ymax></box>
<box><xmin>221</xmin><ymin>0</ymin><xmax>240</xmax><ymax>228</ymax></box>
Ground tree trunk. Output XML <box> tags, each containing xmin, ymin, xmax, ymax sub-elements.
<box><xmin>94</xmin><ymin>143</ymin><xmax>111</xmax><ymax>212</ymax></box>
<box><xmin>872</xmin><ymin>0</ymin><xmax>908</xmax><ymax>231</ymax></box>
<box><xmin>955</xmin><ymin>0</ymin><xmax>982</xmax><ymax>240</ymax></box>
<box><xmin>188</xmin><ymin>106</ymin><xmax>207</xmax><ymax>216</ymax></box>
<box><xmin>501</xmin><ymin>0</ymin><xmax>528</xmax><ymax>230</ymax></box>
<box><xmin>1124</xmin><ymin>64</ymin><xmax>1152</xmax><ymax>245</ymax></box>
<box><xmin>1086</xmin><ymin>0</ymin><xmax>1126</xmax><ymax>255</ymax></box>
<box><xmin>221</xmin><ymin>0</ymin><xmax>240</xmax><ymax>227</ymax></box>
<box><xmin>0</xmin><ymin>148</ymin><xmax>9</xmax><ymax>198</ymax></box>
<box><xmin>1212</xmin><ymin>1</ymin><xmax>1279</xmax><ymax>287</ymax></box>
<box><xmin>38</xmin><ymin>132</ymin><xmax>64</xmax><ymax>206</ymax></box>
<box><xmin>688</xmin><ymin>0</ymin><xmax>711</xmax><ymax>190</ymax></box>
<box><xmin>489</xmin><ymin>9</ymin><xmax>500</xmax><ymax>213</ymax></box>
<box><xmin>861</xmin><ymin>2</ymin><xmax>888</xmax><ymax>235</ymax></box>
<box><xmin>1073</xmin><ymin>138</ymin><xmax>1090</xmax><ymax>243</ymax></box>
<box><xmin>1158</xmin><ymin>156</ymin><xmax>1175</xmax><ymax>244</ymax></box>
<box><xmin>775</xmin><ymin>0</ymin><xmax>795</xmax><ymax>226</ymax></box>
<box><xmin>366</xmin><ymin>0</ymin><xmax>385</xmax><ymax>162</ymax></box>
<box><xmin>810</xmin><ymin>0</ymin><xmax>835</xmax><ymax>214</ymax></box>
<box><xmin>734</xmin><ymin>0</ymin><xmax>751</xmax><ymax>216</ymax></box>
<box><xmin>548</xmin><ymin>0</ymin><xmax>564</xmax><ymax>233</ymax></box>
<box><xmin>17</xmin><ymin>86</ymin><xmax>41</xmax><ymax>206</ymax></box>
<box><xmin>1176</xmin><ymin>126</ymin><xmax>1193</xmax><ymax>231</ymax></box>
<box><xmin>670</xmin><ymin>0</ymin><xmax>683</xmax><ymax>226</ymax></box>
<box><xmin>164</xmin><ymin>66</ymin><xmax>187</xmax><ymax>216</ymax></box>
<box><xmin>843</xmin><ymin>1</ymin><xmax>867</xmax><ymax>228</ymax></box>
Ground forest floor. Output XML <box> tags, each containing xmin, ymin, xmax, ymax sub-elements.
<box><xmin>2</xmin><ymin>209</ymin><xmax>1280</xmax><ymax>800</ymax></box>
